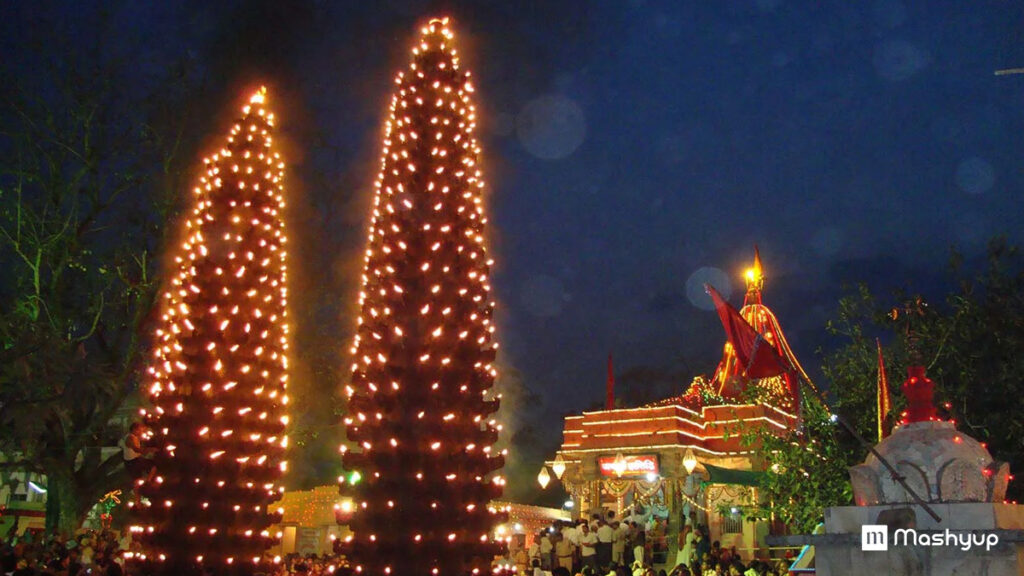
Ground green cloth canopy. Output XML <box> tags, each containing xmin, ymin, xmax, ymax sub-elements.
<box><xmin>702</xmin><ymin>463</ymin><xmax>764</xmax><ymax>487</ymax></box>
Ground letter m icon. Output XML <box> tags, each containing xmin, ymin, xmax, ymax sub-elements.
<box><xmin>861</xmin><ymin>525</ymin><xmax>888</xmax><ymax>551</ymax></box>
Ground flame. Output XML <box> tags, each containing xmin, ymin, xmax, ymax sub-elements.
<box><xmin>745</xmin><ymin>246</ymin><xmax>763</xmax><ymax>291</ymax></box>
<box><xmin>250</xmin><ymin>86</ymin><xmax>267</xmax><ymax>105</ymax></box>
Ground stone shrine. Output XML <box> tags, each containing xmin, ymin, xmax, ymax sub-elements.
<box><xmin>814</xmin><ymin>362</ymin><xmax>1024</xmax><ymax>575</ymax></box>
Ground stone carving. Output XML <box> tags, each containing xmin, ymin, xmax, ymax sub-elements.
<box><xmin>938</xmin><ymin>459</ymin><xmax>987</xmax><ymax>502</ymax></box>
<box><xmin>849</xmin><ymin>466</ymin><xmax>881</xmax><ymax>506</ymax></box>
<box><xmin>849</xmin><ymin>421</ymin><xmax>1010</xmax><ymax>504</ymax></box>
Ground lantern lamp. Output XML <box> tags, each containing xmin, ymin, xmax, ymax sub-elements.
<box><xmin>537</xmin><ymin>467</ymin><xmax>551</xmax><ymax>489</ymax></box>
<box><xmin>683</xmin><ymin>448</ymin><xmax>698</xmax><ymax>475</ymax></box>
<box><xmin>552</xmin><ymin>454</ymin><xmax>566</xmax><ymax>479</ymax></box>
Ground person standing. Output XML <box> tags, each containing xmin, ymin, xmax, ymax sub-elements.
<box><xmin>596</xmin><ymin>519</ymin><xmax>614</xmax><ymax>569</ymax></box>
<box><xmin>529</xmin><ymin>533</ymin><xmax>541</xmax><ymax>568</ymax></box>
<box><xmin>579</xmin><ymin>522</ymin><xmax>599</xmax><ymax>570</ymax></box>
<box><xmin>122</xmin><ymin>422</ymin><xmax>156</xmax><ymax>503</ymax></box>
<box><xmin>693</xmin><ymin>529</ymin><xmax>709</xmax><ymax>566</ymax></box>
<box><xmin>540</xmin><ymin>530</ymin><xmax>554</xmax><ymax>570</ymax></box>
<box><xmin>611</xmin><ymin>521</ymin><xmax>626</xmax><ymax>565</ymax></box>
<box><xmin>554</xmin><ymin>533</ymin><xmax>574</xmax><ymax>572</ymax></box>
<box><xmin>514</xmin><ymin>542</ymin><xmax>530</xmax><ymax>575</ymax></box>
<box><xmin>676</xmin><ymin>524</ymin><xmax>694</xmax><ymax>569</ymax></box>
<box><xmin>631</xmin><ymin>522</ymin><xmax>646</xmax><ymax>567</ymax></box>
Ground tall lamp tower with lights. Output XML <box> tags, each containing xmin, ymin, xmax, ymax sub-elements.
<box><xmin>130</xmin><ymin>87</ymin><xmax>291</xmax><ymax>576</ymax></box>
<box><xmin>338</xmin><ymin>18</ymin><xmax>507</xmax><ymax>576</ymax></box>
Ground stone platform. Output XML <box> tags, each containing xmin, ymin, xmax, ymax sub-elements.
<box><xmin>814</xmin><ymin>503</ymin><xmax>1024</xmax><ymax>576</ymax></box>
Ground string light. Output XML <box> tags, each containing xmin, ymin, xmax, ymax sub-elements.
<box><xmin>132</xmin><ymin>86</ymin><xmax>290</xmax><ymax>572</ymax></box>
<box><xmin>680</xmin><ymin>491</ymin><xmax>710</xmax><ymax>513</ymax></box>
<box><xmin>339</xmin><ymin>17</ymin><xmax>506</xmax><ymax>576</ymax></box>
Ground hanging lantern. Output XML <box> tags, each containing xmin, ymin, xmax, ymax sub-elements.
<box><xmin>613</xmin><ymin>452</ymin><xmax>627</xmax><ymax>478</ymax></box>
<box><xmin>552</xmin><ymin>454</ymin><xmax>566</xmax><ymax>479</ymax></box>
<box><xmin>683</xmin><ymin>448</ymin><xmax>698</xmax><ymax>475</ymax></box>
<box><xmin>537</xmin><ymin>467</ymin><xmax>551</xmax><ymax>489</ymax></box>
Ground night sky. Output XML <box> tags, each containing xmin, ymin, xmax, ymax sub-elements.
<box><xmin>5</xmin><ymin>1</ymin><xmax>1024</xmax><ymax>504</ymax></box>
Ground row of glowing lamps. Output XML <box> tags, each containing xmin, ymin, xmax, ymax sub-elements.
<box><xmin>536</xmin><ymin>448</ymin><xmax>700</xmax><ymax>490</ymax></box>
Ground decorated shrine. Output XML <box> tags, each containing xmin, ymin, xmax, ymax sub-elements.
<box><xmin>804</xmin><ymin>316</ymin><xmax>1023</xmax><ymax>575</ymax></box>
<box><xmin>271</xmin><ymin>486</ymin><xmax>349</xmax><ymax>556</ymax></box>
<box><xmin>543</xmin><ymin>249</ymin><xmax>807</xmax><ymax>562</ymax></box>
<box><xmin>269</xmin><ymin>490</ymin><xmax>564</xmax><ymax>558</ymax></box>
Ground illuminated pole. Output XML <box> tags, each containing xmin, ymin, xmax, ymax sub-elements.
<box><xmin>339</xmin><ymin>17</ymin><xmax>506</xmax><ymax>576</ymax></box>
<box><xmin>130</xmin><ymin>87</ymin><xmax>290</xmax><ymax>576</ymax></box>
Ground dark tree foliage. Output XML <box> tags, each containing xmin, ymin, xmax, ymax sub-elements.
<box><xmin>0</xmin><ymin>8</ymin><xmax>197</xmax><ymax>535</ymax></box>
<box><xmin>825</xmin><ymin>238</ymin><xmax>1024</xmax><ymax>503</ymax></box>
<box><xmin>742</xmin><ymin>395</ymin><xmax>852</xmax><ymax>534</ymax></box>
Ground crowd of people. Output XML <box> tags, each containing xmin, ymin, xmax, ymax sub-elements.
<box><xmin>1</xmin><ymin>530</ymin><xmax>129</xmax><ymax>576</ymax></box>
<box><xmin>0</xmin><ymin>524</ymin><xmax>358</xmax><ymax>576</ymax></box>
<box><xmin>263</xmin><ymin>553</ymin><xmax>345</xmax><ymax>576</ymax></box>
<box><xmin>502</xmin><ymin>512</ymin><xmax>794</xmax><ymax>576</ymax></box>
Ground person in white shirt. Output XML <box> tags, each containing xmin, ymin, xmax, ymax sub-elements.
<box><xmin>539</xmin><ymin>531</ymin><xmax>554</xmax><ymax>570</ymax></box>
<box><xmin>596</xmin><ymin>519</ymin><xmax>614</xmax><ymax>568</ymax></box>
<box><xmin>579</xmin><ymin>522</ymin><xmax>599</xmax><ymax>570</ymax></box>
<box><xmin>554</xmin><ymin>532</ymin><xmax>574</xmax><ymax>572</ymax></box>
<box><xmin>528</xmin><ymin>534</ymin><xmax>541</xmax><ymax>568</ymax></box>
<box><xmin>561</xmin><ymin>521</ymin><xmax>579</xmax><ymax>547</ymax></box>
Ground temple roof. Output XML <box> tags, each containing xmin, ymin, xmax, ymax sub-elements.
<box><xmin>652</xmin><ymin>248</ymin><xmax>813</xmax><ymax>412</ymax></box>
<box><xmin>558</xmin><ymin>402</ymin><xmax>797</xmax><ymax>458</ymax></box>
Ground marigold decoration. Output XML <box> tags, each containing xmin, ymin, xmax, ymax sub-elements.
<box><xmin>131</xmin><ymin>87</ymin><xmax>290</xmax><ymax>576</ymax></box>
<box><xmin>99</xmin><ymin>490</ymin><xmax>122</xmax><ymax>530</ymax></box>
<box><xmin>339</xmin><ymin>17</ymin><xmax>506</xmax><ymax>576</ymax></box>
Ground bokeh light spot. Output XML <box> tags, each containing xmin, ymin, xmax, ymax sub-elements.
<box><xmin>516</xmin><ymin>95</ymin><xmax>586</xmax><ymax>160</ymax></box>
<box><xmin>873</xmin><ymin>40</ymin><xmax>930</xmax><ymax>81</ymax></box>
<box><xmin>955</xmin><ymin>157</ymin><xmax>995</xmax><ymax>195</ymax></box>
<box><xmin>685</xmin><ymin>267</ymin><xmax>732</xmax><ymax>311</ymax></box>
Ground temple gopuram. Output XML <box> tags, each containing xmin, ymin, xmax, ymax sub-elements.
<box><xmin>544</xmin><ymin>250</ymin><xmax>812</xmax><ymax>563</ymax></box>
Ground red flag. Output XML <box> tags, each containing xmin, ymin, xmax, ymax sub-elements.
<box><xmin>706</xmin><ymin>284</ymin><xmax>787</xmax><ymax>379</ymax></box>
<box><xmin>876</xmin><ymin>338</ymin><xmax>893</xmax><ymax>441</ymax></box>
<box><xmin>606</xmin><ymin>352</ymin><xmax>615</xmax><ymax>410</ymax></box>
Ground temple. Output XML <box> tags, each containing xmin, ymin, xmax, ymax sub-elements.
<box><xmin>544</xmin><ymin>249</ymin><xmax>807</xmax><ymax>565</ymax></box>
<box><xmin>705</xmin><ymin>247</ymin><xmax>813</xmax><ymax>411</ymax></box>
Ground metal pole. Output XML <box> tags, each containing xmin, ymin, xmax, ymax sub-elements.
<box><xmin>793</xmin><ymin>374</ymin><xmax>942</xmax><ymax>523</ymax></box>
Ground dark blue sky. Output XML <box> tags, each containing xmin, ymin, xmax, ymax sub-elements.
<box><xmin>6</xmin><ymin>0</ymin><xmax>1024</xmax><ymax>502</ymax></box>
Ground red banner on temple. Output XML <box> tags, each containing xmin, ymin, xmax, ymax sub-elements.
<box><xmin>706</xmin><ymin>284</ymin><xmax>787</xmax><ymax>379</ymax></box>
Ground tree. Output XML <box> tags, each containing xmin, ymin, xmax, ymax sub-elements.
<box><xmin>0</xmin><ymin>13</ymin><xmax>195</xmax><ymax>535</ymax></box>
<box><xmin>825</xmin><ymin>238</ymin><xmax>1024</xmax><ymax>503</ymax></box>
<box><xmin>746</xmin><ymin>238</ymin><xmax>1024</xmax><ymax>532</ymax></box>
<box><xmin>129</xmin><ymin>88</ymin><xmax>289</xmax><ymax>576</ymax></box>
<box><xmin>741</xmin><ymin>395</ymin><xmax>852</xmax><ymax>534</ymax></box>
<box><xmin>339</xmin><ymin>18</ymin><xmax>506</xmax><ymax>576</ymax></box>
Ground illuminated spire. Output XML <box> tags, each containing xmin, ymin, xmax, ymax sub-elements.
<box><xmin>744</xmin><ymin>245</ymin><xmax>764</xmax><ymax>305</ymax></box>
<box><xmin>708</xmin><ymin>248</ymin><xmax>814</xmax><ymax>408</ymax></box>
<box><xmin>130</xmin><ymin>86</ymin><xmax>289</xmax><ymax>575</ymax></box>
<box><xmin>338</xmin><ymin>17</ymin><xmax>506</xmax><ymax>576</ymax></box>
